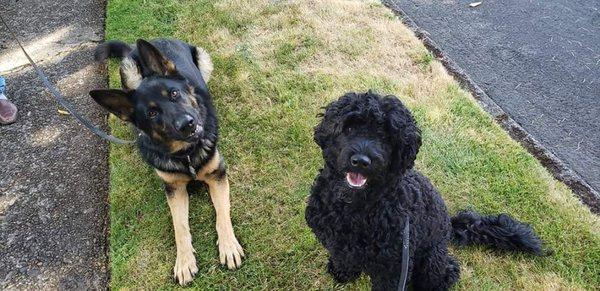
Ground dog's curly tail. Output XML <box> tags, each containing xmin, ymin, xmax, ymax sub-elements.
<box><xmin>451</xmin><ymin>210</ymin><xmax>549</xmax><ymax>256</ymax></box>
<box><xmin>94</xmin><ymin>40</ymin><xmax>132</xmax><ymax>62</ymax></box>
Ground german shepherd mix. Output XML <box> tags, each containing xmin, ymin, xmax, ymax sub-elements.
<box><xmin>91</xmin><ymin>39</ymin><xmax>244</xmax><ymax>285</ymax></box>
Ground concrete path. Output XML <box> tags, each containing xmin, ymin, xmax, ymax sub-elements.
<box><xmin>0</xmin><ymin>0</ymin><xmax>109</xmax><ymax>289</ymax></box>
<box><xmin>385</xmin><ymin>0</ymin><xmax>599</xmax><ymax>208</ymax></box>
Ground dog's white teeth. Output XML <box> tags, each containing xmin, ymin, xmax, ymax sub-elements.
<box><xmin>346</xmin><ymin>172</ymin><xmax>367</xmax><ymax>188</ymax></box>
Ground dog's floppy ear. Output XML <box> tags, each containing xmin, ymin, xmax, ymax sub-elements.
<box><xmin>136</xmin><ymin>39</ymin><xmax>177</xmax><ymax>77</ymax></box>
<box><xmin>89</xmin><ymin>89</ymin><xmax>135</xmax><ymax>122</ymax></box>
<box><xmin>314</xmin><ymin>93</ymin><xmax>356</xmax><ymax>148</ymax></box>
<box><xmin>383</xmin><ymin>96</ymin><xmax>422</xmax><ymax>174</ymax></box>
<box><xmin>314</xmin><ymin>110</ymin><xmax>332</xmax><ymax>149</ymax></box>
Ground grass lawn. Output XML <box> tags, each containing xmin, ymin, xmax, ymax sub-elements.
<box><xmin>104</xmin><ymin>0</ymin><xmax>599</xmax><ymax>289</ymax></box>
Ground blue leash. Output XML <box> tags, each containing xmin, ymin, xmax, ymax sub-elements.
<box><xmin>0</xmin><ymin>77</ymin><xmax>6</xmax><ymax>95</ymax></box>
<box><xmin>0</xmin><ymin>14</ymin><xmax>135</xmax><ymax>144</ymax></box>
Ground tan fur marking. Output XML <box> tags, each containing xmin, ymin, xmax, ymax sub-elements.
<box><xmin>187</xmin><ymin>86</ymin><xmax>198</xmax><ymax>106</ymax></box>
<box><xmin>196</xmin><ymin>150</ymin><xmax>221</xmax><ymax>180</ymax></box>
<box><xmin>120</xmin><ymin>57</ymin><xmax>142</xmax><ymax>90</ymax></box>
<box><xmin>194</xmin><ymin>46</ymin><xmax>213</xmax><ymax>83</ymax></box>
<box><xmin>155</xmin><ymin>150</ymin><xmax>243</xmax><ymax>277</ymax></box>
<box><xmin>161</xmin><ymin>89</ymin><xmax>168</xmax><ymax>97</ymax></box>
<box><xmin>152</xmin><ymin>131</ymin><xmax>162</xmax><ymax>141</ymax></box>
<box><xmin>166</xmin><ymin>182</ymin><xmax>198</xmax><ymax>285</ymax></box>
<box><xmin>156</xmin><ymin>170</ymin><xmax>191</xmax><ymax>185</ymax></box>
<box><xmin>189</xmin><ymin>96</ymin><xmax>198</xmax><ymax>107</ymax></box>
<box><xmin>156</xmin><ymin>169</ymin><xmax>195</xmax><ymax>284</ymax></box>
<box><xmin>165</xmin><ymin>60</ymin><xmax>177</xmax><ymax>75</ymax></box>
<box><xmin>169</xmin><ymin>140</ymin><xmax>192</xmax><ymax>153</ymax></box>
<box><xmin>197</xmin><ymin>150</ymin><xmax>244</xmax><ymax>269</ymax></box>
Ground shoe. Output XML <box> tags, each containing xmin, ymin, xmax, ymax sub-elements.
<box><xmin>0</xmin><ymin>77</ymin><xmax>17</xmax><ymax>125</ymax></box>
<box><xmin>0</xmin><ymin>99</ymin><xmax>17</xmax><ymax>125</ymax></box>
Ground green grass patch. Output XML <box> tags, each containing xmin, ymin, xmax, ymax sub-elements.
<box><xmin>412</xmin><ymin>51</ymin><xmax>434</xmax><ymax>70</ymax></box>
<box><xmin>105</xmin><ymin>0</ymin><xmax>599</xmax><ymax>289</ymax></box>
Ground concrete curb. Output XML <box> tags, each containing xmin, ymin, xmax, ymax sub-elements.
<box><xmin>383</xmin><ymin>0</ymin><xmax>599</xmax><ymax>214</ymax></box>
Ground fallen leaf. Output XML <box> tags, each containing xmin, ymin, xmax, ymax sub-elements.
<box><xmin>469</xmin><ymin>2</ymin><xmax>482</xmax><ymax>7</ymax></box>
<box><xmin>57</xmin><ymin>109</ymin><xmax>70</xmax><ymax>115</ymax></box>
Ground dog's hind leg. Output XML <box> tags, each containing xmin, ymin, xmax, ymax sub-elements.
<box><xmin>157</xmin><ymin>170</ymin><xmax>197</xmax><ymax>286</ymax></box>
<box><xmin>199</xmin><ymin>150</ymin><xmax>245</xmax><ymax>269</ymax></box>
<box><xmin>412</xmin><ymin>244</ymin><xmax>460</xmax><ymax>291</ymax></box>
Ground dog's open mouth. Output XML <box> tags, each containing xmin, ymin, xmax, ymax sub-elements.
<box><xmin>188</xmin><ymin>124</ymin><xmax>203</xmax><ymax>138</ymax></box>
<box><xmin>194</xmin><ymin>124</ymin><xmax>203</xmax><ymax>135</ymax></box>
<box><xmin>346</xmin><ymin>172</ymin><xmax>367</xmax><ymax>188</ymax></box>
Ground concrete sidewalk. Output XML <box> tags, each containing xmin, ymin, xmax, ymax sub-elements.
<box><xmin>0</xmin><ymin>0</ymin><xmax>110</xmax><ymax>289</ymax></box>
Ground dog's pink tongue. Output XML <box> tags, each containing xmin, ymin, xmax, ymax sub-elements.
<box><xmin>347</xmin><ymin>172</ymin><xmax>367</xmax><ymax>187</ymax></box>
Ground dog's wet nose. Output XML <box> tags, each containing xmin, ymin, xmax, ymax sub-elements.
<box><xmin>176</xmin><ymin>114</ymin><xmax>195</xmax><ymax>134</ymax></box>
<box><xmin>350</xmin><ymin>154</ymin><xmax>371</xmax><ymax>168</ymax></box>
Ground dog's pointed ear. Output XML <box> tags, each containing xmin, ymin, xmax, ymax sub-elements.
<box><xmin>383</xmin><ymin>96</ymin><xmax>421</xmax><ymax>174</ymax></box>
<box><xmin>136</xmin><ymin>39</ymin><xmax>177</xmax><ymax>76</ymax></box>
<box><xmin>89</xmin><ymin>89</ymin><xmax>135</xmax><ymax>122</ymax></box>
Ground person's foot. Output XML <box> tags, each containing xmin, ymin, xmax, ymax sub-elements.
<box><xmin>0</xmin><ymin>77</ymin><xmax>17</xmax><ymax>125</ymax></box>
<box><xmin>0</xmin><ymin>99</ymin><xmax>17</xmax><ymax>125</ymax></box>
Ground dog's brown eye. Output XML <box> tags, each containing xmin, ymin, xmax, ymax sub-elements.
<box><xmin>148</xmin><ymin>109</ymin><xmax>158</xmax><ymax>118</ymax></box>
<box><xmin>170</xmin><ymin>89</ymin><xmax>179</xmax><ymax>99</ymax></box>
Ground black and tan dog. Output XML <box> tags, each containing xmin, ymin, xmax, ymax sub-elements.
<box><xmin>91</xmin><ymin>39</ymin><xmax>244</xmax><ymax>285</ymax></box>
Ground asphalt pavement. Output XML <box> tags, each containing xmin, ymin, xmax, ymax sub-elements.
<box><xmin>385</xmin><ymin>0</ymin><xmax>599</xmax><ymax>209</ymax></box>
<box><xmin>0</xmin><ymin>0</ymin><xmax>110</xmax><ymax>289</ymax></box>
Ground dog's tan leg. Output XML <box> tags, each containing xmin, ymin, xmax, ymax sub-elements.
<box><xmin>156</xmin><ymin>171</ymin><xmax>198</xmax><ymax>285</ymax></box>
<box><xmin>198</xmin><ymin>150</ymin><xmax>245</xmax><ymax>269</ymax></box>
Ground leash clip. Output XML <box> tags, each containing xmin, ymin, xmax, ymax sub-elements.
<box><xmin>187</xmin><ymin>155</ymin><xmax>197</xmax><ymax>177</ymax></box>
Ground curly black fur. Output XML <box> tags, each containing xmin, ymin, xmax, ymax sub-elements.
<box><xmin>305</xmin><ymin>91</ymin><xmax>544</xmax><ymax>291</ymax></box>
<box><xmin>451</xmin><ymin>211</ymin><xmax>545</xmax><ymax>255</ymax></box>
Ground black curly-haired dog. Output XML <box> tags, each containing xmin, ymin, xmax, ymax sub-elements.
<box><xmin>305</xmin><ymin>91</ymin><xmax>545</xmax><ymax>291</ymax></box>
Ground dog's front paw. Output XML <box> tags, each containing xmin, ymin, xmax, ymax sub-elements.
<box><xmin>217</xmin><ymin>235</ymin><xmax>245</xmax><ymax>269</ymax></box>
<box><xmin>173</xmin><ymin>250</ymin><xmax>198</xmax><ymax>286</ymax></box>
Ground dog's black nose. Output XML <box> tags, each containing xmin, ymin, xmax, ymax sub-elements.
<box><xmin>175</xmin><ymin>114</ymin><xmax>195</xmax><ymax>134</ymax></box>
<box><xmin>350</xmin><ymin>154</ymin><xmax>371</xmax><ymax>168</ymax></box>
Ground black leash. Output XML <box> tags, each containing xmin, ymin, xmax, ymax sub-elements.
<box><xmin>397</xmin><ymin>216</ymin><xmax>410</xmax><ymax>291</ymax></box>
<box><xmin>0</xmin><ymin>14</ymin><xmax>135</xmax><ymax>144</ymax></box>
